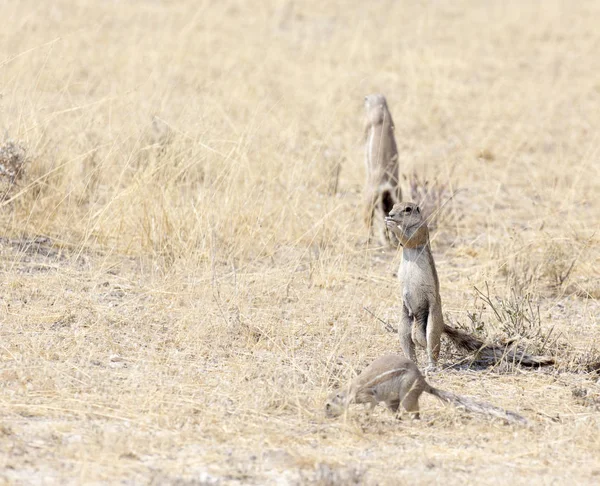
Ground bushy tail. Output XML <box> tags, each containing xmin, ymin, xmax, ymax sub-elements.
<box><xmin>443</xmin><ymin>324</ymin><xmax>554</xmax><ymax>367</ymax></box>
<box><xmin>426</xmin><ymin>385</ymin><xmax>528</xmax><ymax>425</ymax></box>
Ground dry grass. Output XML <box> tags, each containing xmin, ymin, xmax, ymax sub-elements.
<box><xmin>1</xmin><ymin>0</ymin><xmax>599</xmax><ymax>484</ymax></box>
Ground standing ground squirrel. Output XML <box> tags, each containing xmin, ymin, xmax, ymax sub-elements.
<box><xmin>325</xmin><ymin>354</ymin><xmax>527</xmax><ymax>424</ymax></box>
<box><xmin>385</xmin><ymin>202</ymin><xmax>554</xmax><ymax>369</ymax></box>
<box><xmin>363</xmin><ymin>94</ymin><xmax>402</xmax><ymax>248</ymax></box>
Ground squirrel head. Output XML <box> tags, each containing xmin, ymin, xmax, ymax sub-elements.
<box><xmin>385</xmin><ymin>202</ymin><xmax>429</xmax><ymax>248</ymax></box>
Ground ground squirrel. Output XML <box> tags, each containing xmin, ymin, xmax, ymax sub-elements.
<box><xmin>325</xmin><ymin>354</ymin><xmax>527</xmax><ymax>424</ymax></box>
<box><xmin>363</xmin><ymin>94</ymin><xmax>402</xmax><ymax>248</ymax></box>
<box><xmin>385</xmin><ymin>202</ymin><xmax>554</xmax><ymax>369</ymax></box>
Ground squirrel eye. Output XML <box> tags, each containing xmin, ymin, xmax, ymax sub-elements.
<box><xmin>326</xmin><ymin>403</ymin><xmax>331</xmax><ymax>409</ymax></box>
<box><xmin>404</xmin><ymin>207</ymin><xmax>412</xmax><ymax>213</ymax></box>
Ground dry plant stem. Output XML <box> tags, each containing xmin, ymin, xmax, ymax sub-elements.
<box><xmin>363</xmin><ymin>306</ymin><xmax>398</xmax><ymax>334</ymax></box>
<box><xmin>473</xmin><ymin>283</ymin><xmax>560</xmax><ymax>358</ymax></box>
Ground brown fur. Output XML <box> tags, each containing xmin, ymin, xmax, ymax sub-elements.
<box><xmin>325</xmin><ymin>355</ymin><xmax>527</xmax><ymax>424</ymax></box>
<box><xmin>385</xmin><ymin>202</ymin><xmax>554</xmax><ymax>368</ymax></box>
<box><xmin>363</xmin><ymin>94</ymin><xmax>402</xmax><ymax>248</ymax></box>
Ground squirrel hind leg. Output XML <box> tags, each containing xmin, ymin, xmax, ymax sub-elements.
<box><xmin>412</xmin><ymin>308</ymin><xmax>428</xmax><ymax>348</ymax></box>
<box><xmin>399</xmin><ymin>382</ymin><xmax>421</xmax><ymax>419</ymax></box>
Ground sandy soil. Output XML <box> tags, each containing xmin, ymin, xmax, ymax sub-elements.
<box><xmin>1</xmin><ymin>1</ymin><xmax>599</xmax><ymax>484</ymax></box>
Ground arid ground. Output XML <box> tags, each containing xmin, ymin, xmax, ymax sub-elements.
<box><xmin>1</xmin><ymin>1</ymin><xmax>599</xmax><ymax>484</ymax></box>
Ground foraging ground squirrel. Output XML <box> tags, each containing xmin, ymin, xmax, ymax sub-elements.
<box><xmin>325</xmin><ymin>354</ymin><xmax>527</xmax><ymax>424</ymax></box>
<box><xmin>385</xmin><ymin>202</ymin><xmax>554</xmax><ymax>369</ymax></box>
<box><xmin>363</xmin><ymin>94</ymin><xmax>402</xmax><ymax>248</ymax></box>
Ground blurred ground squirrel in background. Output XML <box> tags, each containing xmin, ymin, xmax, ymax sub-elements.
<box><xmin>325</xmin><ymin>354</ymin><xmax>527</xmax><ymax>424</ymax></box>
<box><xmin>385</xmin><ymin>202</ymin><xmax>554</xmax><ymax>369</ymax></box>
<box><xmin>363</xmin><ymin>94</ymin><xmax>402</xmax><ymax>248</ymax></box>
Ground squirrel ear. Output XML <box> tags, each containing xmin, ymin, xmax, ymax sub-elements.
<box><xmin>416</xmin><ymin>206</ymin><xmax>420</xmax><ymax>213</ymax></box>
